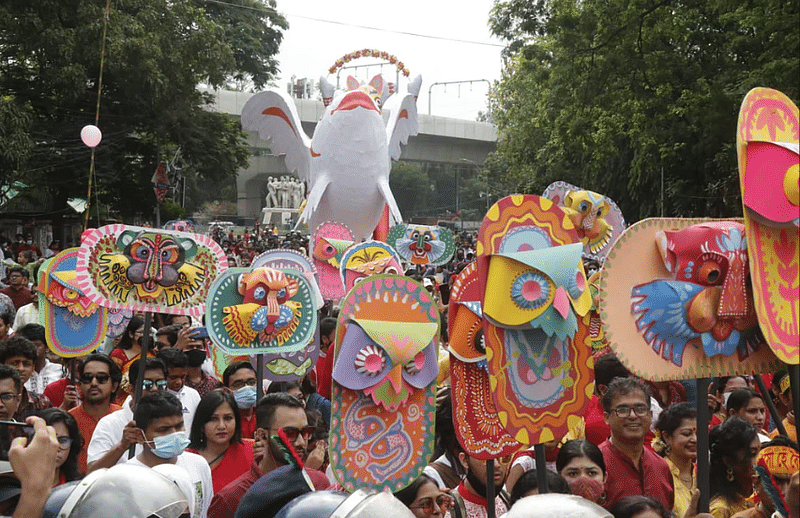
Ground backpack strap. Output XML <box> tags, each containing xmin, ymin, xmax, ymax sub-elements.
<box><xmin>429</xmin><ymin>461</ymin><xmax>461</xmax><ymax>489</ymax></box>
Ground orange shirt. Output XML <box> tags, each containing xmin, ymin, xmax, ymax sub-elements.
<box><xmin>70</xmin><ymin>403</ymin><xmax>122</xmax><ymax>474</ymax></box>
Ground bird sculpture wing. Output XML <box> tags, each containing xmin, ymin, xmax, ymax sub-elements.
<box><xmin>241</xmin><ymin>90</ymin><xmax>312</xmax><ymax>183</ymax></box>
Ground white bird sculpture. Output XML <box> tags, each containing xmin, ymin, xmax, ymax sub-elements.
<box><xmin>241</xmin><ymin>74</ymin><xmax>420</xmax><ymax>241</ymax></box>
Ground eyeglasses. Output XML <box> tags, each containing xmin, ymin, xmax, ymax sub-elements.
<box><xmin>80</xmin><ymin>373</ymin><xmax>111</xmax><ymax>384</ymax></box>
<box><xmin>57</xmin><ymin>436</ymin><xmax>73</xmax><ymax>450</ymax></box>
<box><xmin>0</xmin><ymin>393</ymin><xmax>18</xmax><ymax>403</ymax></box>
<box><xmin>142</xmin><ymin>379</ymin><xmax>169</xmax><ymax>391</ymax></box>
<box><xmin>230</xmin><ymin>378</ymin><xmax>257</xmax><ymax>390</ymax></box>
<box><xmin>612</xmin><ymin>404</ymin><xmax>650</xmax><ymax>418</ymax></box>
<box><xmin>410</xmin><ymin>494</ymin><xmax>454</xmax><ymax>514</ymax></box>
<box><xmin>277</xmin><ymin>426</ymin><xmax>315</xmax><ymax>442</ymax></box>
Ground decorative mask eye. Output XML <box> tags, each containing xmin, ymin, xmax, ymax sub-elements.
<box><xmin>423</xmin><ymin>234</ymin><xmax>431</xmax><ymax>241</ymax></box>
<box><xmin>131</xmin><ymin>244</ymin><xmax>150</xmax><ymax>260</ymax></box>
<box><xmin>384</xmin><ymin>266</ymin><xmax>398</xmax><ymax>275</ymax></box>
<box><xmin>276</xmin><ymin>288</ymin><xmax>287</xmax><ymax>300</ymax></box>
<box><xmin>62</xmin><ymin>288</ymin><xmax>81</xmax><ymax>303</ymax></box>
<box><xmin>324</xmin><ymin>244</ymin><xmax>335</xmax><ymax>255</ymax></box>
<box><xmin>595</xmin><ymin>208</ymin><xmax>603</xmax><ymax>217</ymax></box>
<box><xmin>410</xmin><ymin>231</ymin><xmax>420</xmax><ymax>241</ymax></box>
<box><xmin>474</xmin><ymin>328</ymin><xmax>486</xmax><ymax>355</ymax></box>
<box><xmin>569</xmin><ymin>267</ymin><xmax>587</xmax><ymax>299</ymax></box>
<box><xmin>404</xmin><ymin>351</ymin><xmax>426</xmax><ymax>375</ymax></box>
<box><xmin>579</xmin><ymin>201</ymin><xmax>590</xmax><ymax>212</ymax></box>
<box><xmin>160</xmin><ymin>246</ymin><xmax>179</xmax><ymax>263</ymax></box>
<box><xmin>354</xmin><ymin>345</ymin><xmax>386</xmax><ymax>376</ymax></box>
<box><xmin>511</xmin><ymin>271</ymin><xmax>551</xmax><ymax>310</ymax></box>
<box><xmin>253</xmin><ymin>286</ymin><xmax>266</xmax><ymax>301</ymax></box>
<box><xmin>698</xmin><ymin>261</ymin><xmax>723</xmax><ymax>285</ymax></box>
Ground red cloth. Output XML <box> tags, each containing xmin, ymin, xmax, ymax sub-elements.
<box><xmin>208</xmin><ymin>458</ymin><xmax>329</xmax><ymax>518</ymax></box>
<box><xmin>599</xmin><ymin>439</ymin><xmax>674</xmax><ymax>510</ymax></box>
<box><xmin>240</xmin><ymin>411</ymin><xmax>257</xmax><ymax>441</ymax></box>
<box><xmin>185</xmin><ymin>371</ymin><xmax>223</xmax><ymax>399</ymax></box>
<box><xmin>44</xmin><ymin>377</ymin><xmax>71</xmax><ymax>409</ymax></box>
<box><xmin>314</xmin><ymin>351</ymin><xmax>333</xmax><ymax>401</ymax></box>
<box><xmin>69</xmin><ymin>402</ymin><xmax>122</xmax><ymax>474</ymax></box>
<box><xmin>187</xmin><ymin>440</ymin><xmax>254</xmax><ymax>494</ymax></box>
<box><xmin>0</xmin><ymin>286</ymin><xmax>32</xmax><ymax>310</ymax></box>
<box><xmin>584</xmin><ymin>396</ymin><xmax>656</xmax><ymax>450</ymax></box>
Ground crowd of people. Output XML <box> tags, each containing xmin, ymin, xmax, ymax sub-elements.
<box><xmin>0</xmin><ymin>231</ymin><xmax>796</xmax><ymax>518</ymax></box>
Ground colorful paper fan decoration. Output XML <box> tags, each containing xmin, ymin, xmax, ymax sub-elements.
<box><xmin>476</xmin><ymin>195</ymin><xmax>594</xmax><ymax>446</ymax></box>
<box><xmin>329</xmin><ymin>275</ymin><xmax>438</xmax><ymax>492</ymax></box>
<box><xmin>38</xmin><ymin>248</ymin><xmax>108</xmax><ymax>357</ymax></box>
<box><xmin>448</xmin><ymin>262</ymin><xmax>520</xmax><ymax>460</ymax></box>
<box><xmin>579</xmin><ymin>271</ymin><xmax>611</xmax><ymax>354</ymax></box>
<box><xmin>736</xmin><ymin>88</ymin><xmax>799</xmax><ymax>364</ymax></box>
<box><xmin>75</xmin><ymin>224</ymin><xmax>227</xmax><ymax>316</ymax></box>
<box><xmin>312</xmin><ymin>222</ymin><xmax>354</xmax><ymax>300</ymax></box>
<box><xmin>599</xmin><ymin>218</ymin><xmax>783</xmax><ymax>380</ymax></box>
<box><xmin>542</xmin><ymin>181</ymin><xmax>625</xmax><ymax>260</ymax></box>
<box><xmin>387</xmin><ymin>223</ymin><xmax>456</xmax><ymax>266</ymax></box>
<box><xmin>210</xmin><ymin>345</ymin><xmax>248</xmax><ymax>381</ymax></box>
<box><xmin>339</xmin><ymin>240</ymin><xmax>403</xmax><ymax>293</ymax></box>
<box><xmin>105</xmin><ymin>308</ymin><xmax>133</xmax><ymax>339</ymax></box>
<box><xmin>163</xmin><ymin>220</ymin><xmax>195</xmax><ymax>233</ymax></box>
<box><xmin>251</xmin><ymin>342</ymin><xmax>320</xmax><ymax>382</ymax></box>
<box><xmin>252</xmin><ymin>248</ymin><xmax>323</xmax><ymax>310</ymax></box>
<box><xmin>206</xmin><ymin>267</ymin><xmax>316</xmax><ymax>356</ymax></box>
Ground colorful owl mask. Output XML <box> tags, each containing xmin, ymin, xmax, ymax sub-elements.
<box><xmin>543</xmin><ymin>181</ymin><xmax>625</xmax><ymax>260</ymax></box>
<box><xmin>329</xmin><ymin>275</ymin><xmax>438</xmax><ymax>492</ymax></box>
<box><xmin>599</xmin><ymin>218</ymin><xmax>781</xmax><ymax>381</ymax></box>
<box><xmin>448</xmin><ymin>262</ymin><xmax>520</xmax><ymax>460</ymax></box>
<box><xmin>76</xmin><ymin>224</ymin><xmax>226</xmax><ymax>316</ymax></box>
<box><xmin>387</xmin><ymin>224</ymin><xmax>455</xmax><ymax>266</ymax></box>
<box><xmin>312</xmin><ymin>222</ymin><xmax>354</xmax><ymax>300</ymax></box>
<box><xmin>206</xmin><ymin>266</ymin><xmax>316</xmax><ymax>355</ymax></box>
<box><xmin>737</xmin><ymin>87</ymin><xmax>799</xmax><ymax>364</ymax></box>
<box><xmin>339</xmin><ymin>240</ymin><xmax>403</xmax><ymax>293</ymax></box>
<box><xmin>477</xmin><ymin>195</ymin><xmax>594</xmax><ymax>446</ymax></box>
<box><xmin>39</xmin><ymin>249</ymin><xmax>108</xmax><ymax>357</ymax></box>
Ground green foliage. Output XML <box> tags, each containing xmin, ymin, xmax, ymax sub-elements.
<box><xmin>489</xmin><ymin>0</ymin><xmax>799</xmax><ymax>221</ymax></box>
<box><xmin>0</xmin><ymin>0</ymin><xmax>286</xmax><ymax>222</ymax></box>
<box><xmin>389</xmin><ymin>161</ymin><xmax>432</xmax><ymax>218</ymax></box>
<box><xmin>0</xmin><ymin>96</ymin><xmax>34</xmax><ymax>186</ymax></box>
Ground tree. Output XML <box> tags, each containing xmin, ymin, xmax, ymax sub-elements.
<box><xmin>488</xmin><ymin>0</ymin><xmax>799</xmax><ymax>221</ymax></box>
<box><xmin>0</xmin><ymin>0</ymin><xmax>287</xmax><ymax>227</ymax></box>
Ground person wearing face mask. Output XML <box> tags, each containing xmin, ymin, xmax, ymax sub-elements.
<box><xmin>157</xmin><ymin>348</ymin><xmax>201</xmax><ymax>433</ymax></box>
<box><xmin>183</xmin><ymin>333</ymin><xmax>222</xmax><ymax>399</ymax></box>
<box><xmin>557</xmin><ymin>439</ymin><xmax>608</xmax><ymax>506</ymax></box>
<box><xmin>223</xmin><ymin>362</ymin><xmax>258</xmax><ymax>440</ymax></box>
<box><xmin>187</xmin><ymin>389</ymin><xmax>253</xmax><ymax>493</ymax></box>
<box><xmin>127</xmin><ymin>391</ymin><xmax>213</xmax><ymax>518</ymax></box>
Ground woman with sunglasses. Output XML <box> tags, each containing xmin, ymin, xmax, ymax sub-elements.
<box><xmin>187</xmin><ymin>388</ymin><xmax>253</xmax><ymax>493</ymax></box>
<box><xmin>395</xmin><ymin>473</ymin><xmax>454</xmax><ymax>518</ymax></box>
<box><xmin>37</xmin><ymin>408</ymin><xmax>83</xmax><ymax>485</ymax></box>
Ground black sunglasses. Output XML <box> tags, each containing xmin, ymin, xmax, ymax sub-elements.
<box><xmin>142</xmin><ymin>379</ymin><xmax>169</xmax><ymax>391</ymax></box>
<box><xmin>80</xmin><ymin>373</ymin><xmax>111</xmax><ymax>384</ymax></box>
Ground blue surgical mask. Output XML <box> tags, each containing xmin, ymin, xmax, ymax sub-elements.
<box><xmin>145</xmin><ymin>431</ymin><xmax>190</xmax><ymax>459</ymax></box>
<box><xmin>233</xmin><ymin>385</ymin><xmax>257</xmax><ymax>409</ymax></box>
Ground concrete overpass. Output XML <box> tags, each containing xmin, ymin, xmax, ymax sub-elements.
<box><xmin>207</xmin><ymin>89</ymin><xmax>498</xmax><ymax>222</ymax></box>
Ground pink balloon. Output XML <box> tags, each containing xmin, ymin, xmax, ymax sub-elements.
<box><xmin>81</xmin><ymin>125</ymin><xmax>102</xmax><ymax>148</ymax></box>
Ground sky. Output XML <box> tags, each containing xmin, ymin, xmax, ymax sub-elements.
<box><xmin>271</xmin><ymin>0</ymin><xmax>506</xmax><ymax>121</ymax></box>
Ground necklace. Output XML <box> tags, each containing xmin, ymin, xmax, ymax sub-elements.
<box><xmin>207</xmin><ymin>447</ymin><xmax>228</xmax><ymax>467</ymax></box>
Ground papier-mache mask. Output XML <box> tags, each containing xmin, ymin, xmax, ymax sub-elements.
<box><xmin>312</xmin><ymin>222</ymin><xmax>354</xmax><ymax>300</ymax></box>
<box><xmin>477</xmin><ymin>195</ymin><xmax>594</xmax><ymax>446</ymax></box>
<box><xmin>253</xmin><ymin>342</ymin><xmax>319</xmax><ymax>382</ymax></box>
<box><xmin>737</xmin><ymin>87</ymin><xmax>799</xmax><ymax>364</ymax></box>
<box><xmin>448</xmin><ymin>262</ymin><xmax>520</xmax><ymax>460</ymax></box>
<box><xmin>543</xmin><ymin>181</ymin><xmax>625</xmax><ymax>260</ymax></box>
<box><xmin>631</xmin><ymin>222</ymin><xmax>760</xmax><ymax>365</ymax></box>
<box><xmin>329</xmin><ymin>275</ymin><xmax>438</xmax><ymax>492</ymax></box>
<box><xmin>76</xmin><ymin>224</ymin><xmax>226</xmax><ymax>316</ymax></box>
<box><xmin>39</xmin><ymin>249</ymin><xmax>108</xmax><ymax>357</ymax></box>
<box><xmin>387</xmin><ymin>223</ymin><xmax>455</xmax><ymax>266</ymax></box>
<box><xmin>599</xmin><ymin>218</ymin><xmax>782</xmax><ymax>381</ymax></box>
<box><xmin>339</xmin><ymin>240</ymin><xmax>403</xmax><ymax>293</ymax></box>
<box><xmin>206</xmin><ymin>266</ymin><xmax>316</xmax><ymax>355</ymax></box>
<box><xmin>252</xmin><ymin>248</ymin><xmax>323</xmax><ymax>310</ymax></box>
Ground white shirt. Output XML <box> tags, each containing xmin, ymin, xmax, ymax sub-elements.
<box><xmin>24</xmin><ymin>359</ymin><xmax>66</xmax><ymax>396</ymax></box>
<box><xmin>12</xmin><ymin>302</ymin><xmax>37</xmax><ymax>331</ymax></box>
<box><xmin>127</xmin><ymin>451</ymin><xmax>213</xmax><ymax>518</ymax></box>
<box><xmin>87</xmin><ymin>396</ymin><xmax>143</xmax><ymax>465</ymax></box>
<box><xmin>170</xmin><ymin>385</ymin><xmax>201</xmax><ymax>432</ymax></box>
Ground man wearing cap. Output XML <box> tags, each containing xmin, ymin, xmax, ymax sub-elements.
<box><xmin>769</xmin><ymin>371</ymin><xmax>796</xmax><ymax>444</ymax></box>
<box><xmin>208</xmin><ymin>393</ymin><xmax>329</xmax><ymax>518</ymax></box>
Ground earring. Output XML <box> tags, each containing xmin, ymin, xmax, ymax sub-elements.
<box><xmin>665</xmin><ymin>444</ymin><xmax>672</xmax><ymax>456</ymax></box>
<box><xmin>599</xmin><ymin>491</ymin><xmax>607</xmax><ymax>505</ymax></box>
<box><xmin>727</xmin><ymin>467</ymin><xmax>735</xmax><ymax>482</ymax></box>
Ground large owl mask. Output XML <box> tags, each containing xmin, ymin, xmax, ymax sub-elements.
<box><xmin>39</xmin><ymin>249</ymin><xmax>108</xmax><ymax>357</ymax></box>
<box><xmin>387</xmin><ymin>223</ymin><xmax>455</xmax><ymax>266</ymax></box>
<box><xmin>329</xmin><ymin>275</ymin><xmax>438</xmax><ymax>493</ymax></box>
<box><xmin>543</xmin><ymin>181</ymin><xmax>625</xmax><ymax>260</ymax></box>
<box><xmin>206</xmin><ymin>266</ymin><xmax>316</xmax><ymax>355</ymax></box>
<box><xmin>737</xmin><ymin>87</ymin><xmax>799</xmax><ymax>364</ymax></box>
<box><xmin>76</xmin><ymin>224</ymin><xmax>226</xmax><ymax>316</ymax></box>
<box><xmin>477</xmin><ymin>195</ymin><xmax>593</xmax><ymax>446</ymax></box>
<box><xmin>448</xmin><ymin>262</ymin><xmax>520</xmax><ymax>460</ymax></box>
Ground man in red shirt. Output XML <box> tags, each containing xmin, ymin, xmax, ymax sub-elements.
<box><xmin>311</xmin><ymin>317</ymin><xmax>336</xmax><ymax>400</ymax></box>
<box><xmin>69</xmin><ymin>353</ymin><xmax>122</xmax><ymax>473</ymax></box>
<box><xmin>599</xmin><ymin>377</ymin><xmax>674</xmax><ymax>510</ymax></box>
<box><xmin>0</xmin><ymin>267</ymin><xmax>32</xmax><ymax>311</ymax></box>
